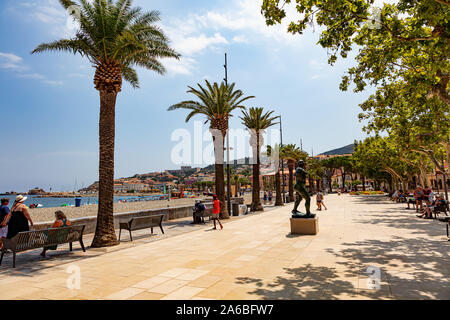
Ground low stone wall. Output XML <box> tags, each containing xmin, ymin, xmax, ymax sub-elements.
<box><xmin>33</xmin><ymin>202</ymin><xmax>213</xmax><ymax>235</ymax></box>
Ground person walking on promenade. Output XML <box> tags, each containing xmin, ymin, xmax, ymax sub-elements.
<box><xmin>0</xmin><ymin>198</ymin><xmax>10</xmax><ymax>250</ymax></box>
<box><xmin>316</xmin><ymin>190</ymin><xmax>327</xmax><ymax>211</ymax></box>
<box><xmin>212</xmin><ymin>195</ymin><xmax>223</xmax><ymax>230</ymax></box>
<box><xmin>3</xmin><ymin>195</ymin><xmax>34</xmax><ymax>239</ymax></box>
<box><xmin>268</xmin><ymin>191</ymin><xmax>273</xmax><ymax>204</ymax></box>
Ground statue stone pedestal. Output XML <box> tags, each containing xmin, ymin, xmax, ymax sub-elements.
<box><xmin>290</xmin><ymin>217</ymin><xmax>319</xmax><ymax>235</ymax></box>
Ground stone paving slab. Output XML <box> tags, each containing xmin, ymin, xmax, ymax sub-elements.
<box><xmin>0</xmin><ymin>194</ymin><xmax>449</xmax><ymax>300</ymax></box>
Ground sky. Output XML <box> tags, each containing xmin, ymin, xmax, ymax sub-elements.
<box><xmin>0</xmin><ymin>0</ymin><xmax>381</xmax><ymax>193</ymax></box>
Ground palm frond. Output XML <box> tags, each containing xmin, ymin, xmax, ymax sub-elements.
<box><xmin>169</xmin><ymin>80</ymin><xmax>255</xmax><ymax>125</ymax></box>
<box><xmin>33</xmin><ymin>0</ymin><xmax>179</xmax><ymax>88</ymax></box>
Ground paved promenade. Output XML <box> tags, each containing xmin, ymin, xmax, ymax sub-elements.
<box><xmin>0</xmin><ymin>194</ymin><xmax>448</xmax><ymax>300</ymax></box>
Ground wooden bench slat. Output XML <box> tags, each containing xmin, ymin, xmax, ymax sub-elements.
<box><xmin>119</xmin><ymin>214</ymin><xmax>165</xmax><ymax>242</ymax></box>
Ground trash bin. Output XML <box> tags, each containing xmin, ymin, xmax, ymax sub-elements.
<box><xmin>75</xmin><ymin>198</ymin><xmax>82</xmax><ymax>207</ymax></box>
<box><xmin>232</xmin><ymin>202</ymin><xmax>239</xmax><ymax>216</ymax></box>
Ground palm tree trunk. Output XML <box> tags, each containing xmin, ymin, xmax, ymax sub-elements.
<box><xmin>341</xmin><ymin>169</ymin><xmax>346</xmax><ymax>190</ymax></box>
<box><xmin>309</xmin><ymin>177</ymin><xmax>314</xmax><ymax>193</ymax></box>
<box><xmin>275</xmin><ymin>171</ymin><xmax>283</xmax><ymax>206</ymax></box>
<box><xmin>216</xmin><ymin>163</ymin><xmax>229</xmax><ymax>219</ymax></box>
<box><xmin>288</xmin><ymin>161</ymin><xmax>294</xmax><ymax>202</ymax></box>
<box><xmin>251</xmin><ymin>137</ymin><xmax>263</xmax><ymax>211</ymax></box>
<box><xmin>251</xmin><ymin>164</ymin><xmax>263</xmax><ymax>211</ymax></box>
<box><xmin>91</xmin><ymin>91</ymin><xmax>119</xmax><ymax>248</ymax></box>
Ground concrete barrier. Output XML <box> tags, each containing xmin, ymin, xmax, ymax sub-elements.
<box><xmin>32</xmin><ymin>203</ymin><xmax>213</xmax><ymax>235</ymax></box>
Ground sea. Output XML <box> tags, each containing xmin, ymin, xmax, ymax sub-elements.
<box><xmin>0</xmin><ymin>194</ymin><xmax>169</xmax><ymax>209</ymax></box>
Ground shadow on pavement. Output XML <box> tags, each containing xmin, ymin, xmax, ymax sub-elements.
<box><xmin>325</xmin><ymin>237</ymin><xmax>449</xmax><ymax>299</ymax></box>
<box><xmin>235</xmin><ymin>264</ymin><xmax>358</xmax><ymax>300</ymax></box>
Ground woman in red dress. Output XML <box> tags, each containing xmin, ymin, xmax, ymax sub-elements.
<box><xmin>212</xmin><ymin>195</ymin><xmax>223</xmax><ymax>230</ymax></box>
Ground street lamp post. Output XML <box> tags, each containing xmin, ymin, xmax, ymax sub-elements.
<box><xmin>280</xmin><ymin>116</ymin><xmax>286</xmax><ymax>203</ymax></box>
<box><xmin>275</xmin><ymin>115</ymin><xmax>286</xmax><ymax>203</ymax></box>
<box><xmin>224</xmin><ymin>52</ymin><xmax>232</xmax><ymax>214</ymax></box>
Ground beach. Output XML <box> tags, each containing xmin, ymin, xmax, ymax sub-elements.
<box><xmin>28</xmin><ymin>194</ymin><xmax>252</xmax><ymax>223</ymax></box>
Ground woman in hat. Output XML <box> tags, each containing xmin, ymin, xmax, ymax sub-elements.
<box><xmin>3</xmin><ymin>195</ymin><xmax>34</xmax><ymax>239</ymax></box>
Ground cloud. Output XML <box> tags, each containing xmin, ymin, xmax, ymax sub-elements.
<box><xmin>309</xmin><ymin>59</ymin><xmax>327</xmax><ymax>70</ymax></box>
<box><xmin>160</xmin><ymin>0</ymin><xmax>304</xmax><ymax>75</ymax></box>
<box><xmin>0</xmin><ymin>51</ymin><xmax>63</xmax><ymax>85</ymax></box>
<box><xmin>0</xmin><ymin>52</ymin><xmax>26</xmax><ymax>70</ymax></box>
<box><xmin>193</xmin><ymin>0</ymin><xmax>303</xmax><ymax>45</ymax></box>
<box><xmin>170</xmin><ymin>33</ymin><xmax>228</xmax><ymax>56</ymax></box>
<box><xmin>44</xmin><ymin>80</ymin><xmax>64</xmax><ymax>86</ymax></box>
<box><xmin>232</xmin><ymin>35</ymin><xmax>248</xmax><ymax>43</ymax></box>
<box><xmin>18</xmin><ymin>73</ymin><xmax>46</xmax><ymax>80</ymax></box>
<box><xmin>163</xmin><ymin>57</ymin><xmax>197</xmax><ymax>76</ymax></box>
<box><xmin>16</xmin><ymin>0</ymin><xmax>77</xmax><ymax>37</ymax></box>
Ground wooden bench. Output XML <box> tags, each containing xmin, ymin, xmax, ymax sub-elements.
<box><xmin>0</xmin><ymin>225</ymin><xmax>86</xmax><ymax>268</ymax></box>
<box><xmin>196</xmin><ymin>209</ymin><xmax>212</xmax><ymax>224</ymax></box>
<box><xmin>119</xmin><ymin>214</ymin><xmax>165</xmax><ymax>241</ymax></box>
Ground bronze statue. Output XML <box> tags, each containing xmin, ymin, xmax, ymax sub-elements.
<box><xmin>292</xmin><ymin>160</ymin><xmax>316</xmax><ymax>218</ymax></box>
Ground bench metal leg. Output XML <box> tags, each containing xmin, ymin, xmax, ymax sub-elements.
<box><xmin>79</xmin><ymin>239</ymin><xmax>86</xmax><ymax>252</ymax></box>
<box><xmin>0</xmin><ymin>250</ymin><xmax>4</xmax><ymax>266</ymax></box>
<box><xmin>13</xmin><ymin>252</ymin><xmax>16</xmax><ymax>268</ymax></box>
<box><xmin>151</xmin><ymin>226</ymin><xmax>153</xmax><ymax>234</ymax></box>
<box><xmin>129</xmin><ymin>230</ymin><xmax>133</xmax><ymax>242</ymax></box>
<box><xmin>447</xmin><ymin>224</ymin><xmax>449</xmax><ymax>238</ymax></box>
<box><xmin>69</xmin><ymin>242</ymin><xmax>73</xmax><ymax>252</ymax></box>
<box><xmin>160</xmin><ymin>225</ymin><xmax>164</xmax><ymax>234</ymax></box>
<box><xmin>119</xmin><ymin>229</ymin><xmax>122</xmax><ymax>241</ymax></box>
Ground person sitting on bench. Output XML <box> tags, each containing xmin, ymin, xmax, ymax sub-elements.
<box><xmin>192</xmin><ymin>200</ymin><xmax>206</xmax><ymax>224</ymax></box>
<box><xmin>406</xmin><ymin>192</ymin><xmax>416</xmax><ymax>210</ymax></box>
<box><xmin>418</xmin><ymin>195</ymin><xmax>445</xmax><ymax>219</ymax></box>
<box><xmin>40</xmin><ymin>210</ymin><xmax>72</xmax><ymax>257</ymax></box>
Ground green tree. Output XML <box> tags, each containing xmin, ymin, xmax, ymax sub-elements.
<box><xmin>240</xmin><ymin>107</ymin><xmax>278</xmax><ymax>211</ymax></box>
<box><xmin>168</xmin><ymin>80</ymin><xmax>254</xmax><ymax>218</ymax></box>
<box><xmin>306</xmin><ymin>157</ymin><xmax>325</xmax><ymax>192</ymax></box>
<box><xmin>33</xmin><ymin>0</ymin><xmax>179</xmax><ymax>247</ymax></box>
<box><xmin>353</xmin><ymin>136</ymin><xmax>423</xmax><ymax>191</ymax></box>
<box><xmin>261</xmin><ymin>0</ymin><xmax>449</xmax><ymax>108</ymax></box>
<box><xmin>321</xmin><ymin>157</ymin><xmax>341</xmax><ymax>192</ymax></box>
<box><xmin>359</xmin><ymin>80</ymin><xmax>449</xmax><ymax>198</ymax></box>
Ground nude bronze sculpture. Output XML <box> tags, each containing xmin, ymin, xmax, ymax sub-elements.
<box><xmin>292</xmin><ymin>160</ymin><xmax>316</xmax><ymax>219</ymax></box>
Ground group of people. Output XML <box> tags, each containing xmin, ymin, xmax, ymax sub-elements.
<box><xmin>0</xmin><ymin>196</ymin><xmax>34</xmax><ymax>250</ymax></box>
<box><xmin>192</xmin><ymin>194</ymin><xmax>223</xmax><ymax>230</ymax></box>
<box><xmin>263</xmin><ymin>191</ymin><xmax>273</xmax><ymax>204</ymax></box>
<box><xmin>391</xmin><ymin>186</ymin><xmax>447</xmax><ymax>219</ymax></box>
<box><xmin>316</xmin><ymin>190</ymin><xmax>327</xmax><ymax>211</ymax></box>
<box><xmin>0</xmin><ymin>195</ymin><xmax>72</xmax><ymax>257</ymax></box>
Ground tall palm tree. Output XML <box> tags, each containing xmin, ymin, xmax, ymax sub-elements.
<box><xmin>168</xmin><ymin>80</ymin><xmax>254</xmax><ymax>218</ymax></box>
<box><xmin>280</xmin><ymin>144</ymin><xmax>307</xmax><ymax>202</ymax></box>
<box><xmin>32</xmin><ymin>0</ymin><xmax>179</xmax><ymax>247</ymax></box>
<box><xmin>267</xmin><ymin>145</ymin><xmax>283</xmax><ymax>206</ymax></box>
<box><xmin>240</xmin><ymin>107</ymin><xmax>278</xmax><ymax>211</ymax></box>
<box><xmin>232</xmin><ymin>174</ymin><xmax>240</xmax><ymax>197</ymax></box>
